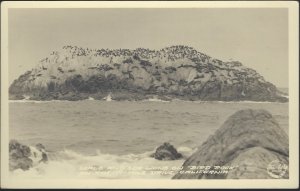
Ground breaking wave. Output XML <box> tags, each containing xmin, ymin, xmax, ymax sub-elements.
<box><xmin>10</xmin><ymin>146</ymin><xmax>194</xmax><ymax>179</ymax></box>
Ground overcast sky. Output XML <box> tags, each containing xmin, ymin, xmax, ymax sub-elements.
<box><xmin>8</xmin><ymin>8</ymin><xmax>288</xmax><ymax>87</ymax></box>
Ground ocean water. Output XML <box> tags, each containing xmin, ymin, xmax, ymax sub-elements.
<box><xmin>9</xmin><ymin>100</ymin><xmax>289</xmax><ymax>179</ymax></box>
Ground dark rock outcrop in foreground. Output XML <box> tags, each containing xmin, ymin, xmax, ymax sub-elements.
<box><xmin>173</xmin><ymin>109</ymin><xmax>289</xmax><ymax>179</ymax></box>
<box><xmin>9</xmin><ymin>45</ymin><xmax>287</xmax><ymax>102</ymax></box>
<box><xmin>150</xmin><ymin>142</ymin><xmax>183</xmax><ymax>160</ymax></box>
<box><xmin>9</xmin><ymin>140</ymin><xmax>48</xmax><ymax>171</ymax></box>
<box><xmin>9</xmin><ymin>140</ymin><xmax>33</xmax><ymax>171</ymax></box>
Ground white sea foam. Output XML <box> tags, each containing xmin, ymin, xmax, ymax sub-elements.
<box><xmin>88</xmin><ymin>97</ymin><xmax>95</xmax><ymax>101</ymax></box>
<box><xmin>103</xmin><ymin>93</ymin><xmax>113</xmax><ymax>102</ymax></box>
<box><xmin>277</xmin><ymin>93</ymin><xmax>289</xmax><ymax>99</ymax></box>
<box><xmin>29</xmin><ymin>146</ymin><xmax>45</xmax><ymax>166</ymax></box>
<box><xmin>147</xmin><ymin>98</ymin><xmax>170</xmax><ymax>103</ymax></box>
<box><xmin>177</xmin><ymin>146</ymin><xmax>196</xmax><ymax>154</ymax></box>
<box><xmin>10</xmin><ymin>148</ymin><xmax>189</xmax><ymax>179</ymax></box>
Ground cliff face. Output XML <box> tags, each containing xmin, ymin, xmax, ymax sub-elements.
<box><xmin>9</xmin><ymin>45</ymin><xmax>287</xmax><ymax>101</ymax></box>
<box><xmin>172</xmin><ymin>109</ymin><xmax>289</xmax><ymax>179</ymax></box>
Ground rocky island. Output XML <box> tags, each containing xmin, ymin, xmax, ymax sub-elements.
<box><xmin>9</xmin><ymin>45</ymin><xmax>288</xmax><ymax>102</ymax></box>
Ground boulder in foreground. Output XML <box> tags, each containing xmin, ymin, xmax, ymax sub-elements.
<box><xmin>9</xmin><ymin>140</ymin><xmax>48</xmax><ymax>171</ymax></box>
<box><xmin>172</xmin><ymin>109</ymin><xmax>289</xmax><ymax>179</ymax></box>
<box><xmin>150</xmin><ymin>142</ymin><xmax>183</xmax><ymax>160</ymax></box>
<box><xmin>9</xmin><ymin>140</ymin><xmax>33</xmax><ymax>171</ymax></box>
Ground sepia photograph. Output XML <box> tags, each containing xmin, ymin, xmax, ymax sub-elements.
<box><xmin>1</xmin><ymin>1</ymin><xmax>299</xmax><ymax>189</ymax></box>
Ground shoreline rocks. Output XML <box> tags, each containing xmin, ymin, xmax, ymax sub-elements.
<box><xmin>150</xmin><ymin>142</ymin><xmax>183</xmax><ymax>160</ymax></box>
<box><xmin>9</xmin><ymin>140</ymin><xmax>33</xmax><ymax>171</ymax></box>
<box><xmin>172</xmin><ymin>109</ymin><xmax>289</xmax><ymax>179</ymax></box>
<box><xmin>9</xmin><ymin>140</ymin><xmax>48</xmax><ymax>171</ymax></box>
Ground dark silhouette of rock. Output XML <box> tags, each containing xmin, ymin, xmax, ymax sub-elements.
<box><xmin>150</xmin><ymin>142</ymin><xmax>183</xmax><ymax>160</ymax></box>
<box><xmin>172</xmin><ymin>109</ymin><xmax>289</xmax><ymax>179</ymax></box>
<box><xmin>9</xmin><ymin>140</ymin><xmax>33</xmax><ymax>171</ymax></box>
<box><xmin>9</xmin><ymin>140</ymin><xmax>49</xmax><ymax>171</ymax></box>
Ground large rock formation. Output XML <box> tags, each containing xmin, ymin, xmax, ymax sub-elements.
<box><xmin>172</xmin><ymin>109</ymin><xmax>289</xmax><ymax>179</ymax></box>
<box><xmin>150</xmin><ymin>142</ymin><xmax>183</xmax><ymax>160</ymax></box>
<box><xmin>9</xmin><ymin>45</ymin><xmax>287</xmax><ymax>102</ymax></box>
<box><xmin>9</xmin><ymin>140</ymin><xmax>48</xmax><ymax>171</ymax></box>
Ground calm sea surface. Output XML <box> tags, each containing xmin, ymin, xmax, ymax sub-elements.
<box><xmin>9</xmin><ymin>100</ymin><xmax>288</xmax><ymax>179</ymax></box>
